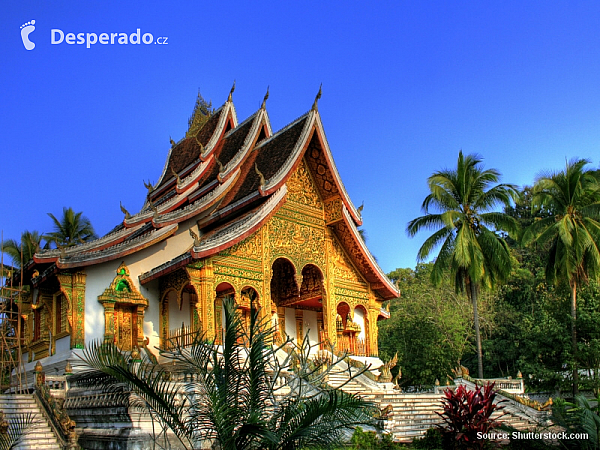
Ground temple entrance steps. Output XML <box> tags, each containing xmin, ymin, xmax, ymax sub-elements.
<box><xmin>360</xmin><ymin>389</ymin><xmax>547</xmax><ymax>442</ymax></box>
<box><xmin>326</xmin><ymin>369</ymin><xmax>367</xmax><ymax>394</ymax></box>
<box><xmin>0</xmin><ymin>394</ymin><xmax>61</xmax><ymax>450</ymax></box>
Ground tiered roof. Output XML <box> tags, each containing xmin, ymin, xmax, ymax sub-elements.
<box><xmin>33</xmin><ymin>89</ymin><xmax>398</xmax><ymax>300</ymax></box>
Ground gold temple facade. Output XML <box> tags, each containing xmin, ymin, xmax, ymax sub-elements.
<box><xmin>22</xmin><ymin>86</ymin><xmax>397</xmax><ymax>368</ymax></box>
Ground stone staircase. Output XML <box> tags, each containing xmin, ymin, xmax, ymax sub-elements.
<box><xmin>0</xmin><ymin>394</ymin><xmax>61</xmax><ymax>450</ymax></box>
<box><xmin>327</xmin><ymin>371</ymin><xmax>547</xmax><ymax>443</ymax></box>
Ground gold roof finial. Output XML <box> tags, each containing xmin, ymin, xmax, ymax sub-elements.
<box><xmin>170</xmin><ymin>167</ymin><xmax>181</xmax><ymax>186</ymax></box>
<box><xmin>255</xmin><ymin>163</ymin><xmax>266</xmax><ymax>188</ymax></box>
<box><xmin>189</xmin><ymin>227</ymin><xmax>201</xmax><ymax>247</ymax></box>
<box><xmin>357</xmin><ymin>201</ymin><xmax>364</xmax><ymax>215</ymax></box>
<box><xmin>311</xmin><ymin>84</ymin><xmax>322</xmax><ymax>111</ymax></box>
<box><xmin>120</xmin><ymin>201</ymin><xmax>131</xmax><ymax>219</ymax></box>
<box><xmin>143</xmin><ymin>180</ymin><xmax>154</xmax><ymax>196</ymax></box>
<box><xmin>261</xmin><ymin>86</ymin><xmax>270</xmax><ymax>110</ymax></box>
<box><xmin>194</xmin><ymin>135</ymin><xmax>205</xmax><ymax>156</ymax></box>
<box><xmin>228</xmin><ymin>80</ymin><xmax>236</xmax><ymax>102</ymax></box>
<box><xmin>215</xmin><ymin>155</ymin><xmax>224</xmax><ymax>173</ymax></box>
<box><xmin>170</xmin><ymin>136</ymin><xmax>176</xmax><ymax>147</ymax></box>
<box><xmin>150</xmin><ymin>203</ymin><xmax>159</xmax><ymax>221</ymax></box>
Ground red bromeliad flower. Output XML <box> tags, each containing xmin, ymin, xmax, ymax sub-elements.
<box><xmin>437</xmin><ymin>382</ymin><xmax>506</xmax><ymax>449</ymax></box>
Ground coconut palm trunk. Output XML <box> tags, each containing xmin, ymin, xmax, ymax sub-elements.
<box><xmin>469</xmin><ymin>280</ymin><xmax>484</xmax><ymax>379</ymax></box>
<box><xmin>571</xmin><ymin>281</ymin><xmax>579</xmax><ymax>396</ymax></box>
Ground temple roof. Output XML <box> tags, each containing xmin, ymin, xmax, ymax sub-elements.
<box><xmin>33</xmin><ymin>89</ymin><xmax>398</xmax><ymax>299</ymax></box>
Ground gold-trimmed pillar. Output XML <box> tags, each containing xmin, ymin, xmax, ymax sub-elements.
<box><xmin>57</xmin><ymin>272</ymin><xmax>86</xmax><ymax>349</ymax></box>
<box><xmin>186</xmin><ymin>260</ymin><xmax>215</xmax><ymax>340</ymax></box>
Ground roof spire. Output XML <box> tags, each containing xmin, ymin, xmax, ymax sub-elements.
<box><xmin>171</xmin><ymin>167</ymin><xmax>181</xmax><ymax>186</ymax></box>
<box><xmin>120</xmin><ymin>201</ymin><xmax>131</xmax><ymax>219</ymax></box>
<box><xmin>261</xmin><ymin>86</ymin><xmax>269</xmax><ymax>110</ymax></box>
<box><xmin>228</xmin><ymin>80</ymin><xmax>236</xmax><ymax>102</ymax></box>
<box><xmin>311</xmin><ymin>84</ymin><xmax>322</xmax><ymax>111</ymax></box>
<box><xmin>215</xmin><ymin>155</ymin><xmax>224</xmax><ymax>173</ymax></box>
<box><xmin>255</xmin><ymin>163</ymin><xmax>266</xmax><ymax>188</ymax></box>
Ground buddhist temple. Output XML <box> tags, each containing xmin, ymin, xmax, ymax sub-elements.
<box><xmin>21</xmin><ymin>85</ymin><xmax>398</xmax><ymax>372</ymax></box>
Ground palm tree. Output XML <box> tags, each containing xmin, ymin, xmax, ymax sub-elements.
<box><xmin>522</xmin><ymin>159</ymin><xmax>600</xmax><ymax>396</ymax></box>
<box><xmin>1</xmin><ymin>230</ymin><xmax>46</xmax><ymax>268</ymax></box>
<box><xmin>46</xmin><ymin>207</ymin><xmax>97</xmax><ymax>247</ymax></box>
<box><xmin>75</xmin><ymin>298</ymin><xmax>378</xmax><ymax>450</ymax></box>
<box><xmin>407</xmin><ymin>151</ymin><xmax>519</xmax><ymax>379</ymax></box>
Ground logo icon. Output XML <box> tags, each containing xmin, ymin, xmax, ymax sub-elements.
<box><xmin>20</xmin><ymin>20</ymin><xmax>36</xmax><ymax>50</ymax></box>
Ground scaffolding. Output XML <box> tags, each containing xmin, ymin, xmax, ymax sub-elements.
<box><xmin>0</xmin><ymin>233</ymin><xmax>26</xmax><ymax>392</ymax></box>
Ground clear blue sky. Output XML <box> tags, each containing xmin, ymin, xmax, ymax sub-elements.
<box><xmin>2</xmin><ymin>1</ymin><xmax>600</xmax><ymax>273</ymax></box>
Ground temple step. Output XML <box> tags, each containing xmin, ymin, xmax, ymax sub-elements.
<box><xmin>0</xmin><ymin>394</ymin><xmax>62</xmax><ymax>450</ymax></box>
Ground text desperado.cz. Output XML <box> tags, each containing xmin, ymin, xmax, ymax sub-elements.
<box><xmin>51</xmin><ymin>29</ymin><xmax>168</xmax><ymax>48</ymax></box>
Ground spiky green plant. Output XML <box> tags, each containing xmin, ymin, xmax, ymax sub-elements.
<box><xmin>75</xmin><ymin>298</ymin><xmax>378</xmax><ymax>450</ymax></box>
<box><xmin>0</xmin><ymin>412</ymin><xmax>36</xmax><ymax>450</ymax></box>
<box><xmin>407</xmin><ymin>151</ymin><xmax>519</xmax><ymax>379</ymax></box>
<box><xmin>522</xmin><ymin>159</ymin><xmax>600</xmax><ymax>396</ymax></box>
<box><xmin>552</xmin><ymin>394</ymin><xmax>600</xmax><ymax>449</ymax></box>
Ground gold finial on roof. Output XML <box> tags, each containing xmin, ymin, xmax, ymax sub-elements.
<box><xmin>171</xmin><ymin>167</ymin><xmax>181</xmax><ymax>186</ymax></box>
<box><xmin>143</xmin><ymin>180</ymin><xmax>154</xmax><ymax>196</ymax></box>
<box><xmin>357</xmin><ymin>201</ymin><xmax>364</xmax><ymax>214</ymax></box>
<box><xmin>215</xmin><ymin>155</ymin><xmax>224</xmax><ymax>173</ymax></box>
<box><xmin>150</xmin><ymin>203</ymin><xmax>159</xmax><ymax>221</ymax></box>
<box><xmin>189</xmin><ymin>227</ymin><xmax>201</xmax><ymax>247</ymax></box>
<box><xmin>311</xmin><ymin>84</ymin><xmax>322</xmax><ymax>111</ymax></box>
<box><xmin>228</xmin><ymin>80</ymin><xmax>236</xmax><ymax>102</ymax></box>
<box><xmin>194</xmin><ymin>134</ymin><xmax>205</xmax><ymax>156</ymax></box>
<box><xmin>261</xmin><ymin>86</ymin><xmax>269</xmax><ymax>110</ymax></box>
<box><xmin>170</xmin><ymin>136</ymin><xmax>176</xmax><ymax>147</ymax></box>
<box><xmin>120</xmin><ymin>201</ymin><xmax>131</xmax><ymax>219</ymax></box>
<box><xmin>255</xmin><ymin>163</ymin><xmax>266</xmax><ymax>188</ymax></box>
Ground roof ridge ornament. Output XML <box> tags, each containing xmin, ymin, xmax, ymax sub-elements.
<box><xmin>215</xmin><ymin>155</ymin><xmax>224</xmax><ymax>173</ymax></box>
<box><xmin>311</xmin><ymin>84</ymin><xmax>322</xmax><ymax>112</ymax></box>
<box><xmin>150</xmin><ymin>203</ymin><xmax>159</xmax><ymax>221</ymax></box>
<box><xmin>261</xmin><ymin>86</ymin><xmax>269</xmax><ymax>110</ymax></box>
<box><xmin>255</xmin><ymin>162</ymin><xmax>266</xmax><ymax>188</ymax></box>
<box><xmin>120</xmin><ymin>201</ymin><xmax>131</xmax><ymax>219</ymax></box>
<box><xmin>194</xmin><ymin>134</ymin><xmax>205</xmax><ymax>156</ymax></box>
<box><xmin>189</xmin><ymin>227</ymin><xmax>201</xmax><ymax>247</ymax></box>
<box><xmin>357</xmin><ymin>201</ymin><xmax>364</xmax><ymax>215</ymax></box>
<box><xmin>170</xmin><ymin>167</ymin><xmax>181</xmax><ymax>186</ymax></box>
<box><xmin>143</xmin><ymin>180</ymin><xmax>154</xmax><ymax>197</ymax></box>
<box><xmin>228</xmin><ymin>80</ymin><xmax>236</xmax><ymax>102</ymax></box>
<box><xmin>170</xmin><ymin>136</ymin><xmax>176</xmax><ymax>148</ymax></box>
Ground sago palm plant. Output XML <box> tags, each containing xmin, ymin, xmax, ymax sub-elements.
<box><xmin>74</xmin><ymin>298</ymin><xmax>378</xmax><ymax>450</ymax></box>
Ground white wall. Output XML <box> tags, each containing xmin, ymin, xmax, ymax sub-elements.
<box><xmin>353</xmin><ymin>307</ymin><xmax>366</xmax><ymax>341</ymax></box>
<box><xmin>284</xmin><ymin>307</ymin><xmax>296</xmax><ymax>342</ymax></box>
<box><xmin>302</xmin><ymin>310</ymin><xmax>319</xmax><ymax>350</ymax></box>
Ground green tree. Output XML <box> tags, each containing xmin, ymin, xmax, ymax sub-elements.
<box><xmin>379</xmin><ymin>264</ymin><xmax>476</xmax><ymax>386</ymax></box>
<box><xmin>407</xmin><ymin>151</ymin><xmax>519</xmax><ymax>378</ymax></box>
<box><xmin>1</xmin><ymin>230</ymin><xmax>47</xmax><ymax>268</ymax></box>
<box><xmin>523</xmin><ymin>159</ymin><xmax>600</xmax><ymax>395</ymax></box>
<box><xmin>46</xmin><ymin>207</ymin><xmax>97</xmax><ymax>248</ymax></box>
<box><xmin>76</xmin><ymin>298</ymin><xmax>377</xmax><ymax>450</ymax></box>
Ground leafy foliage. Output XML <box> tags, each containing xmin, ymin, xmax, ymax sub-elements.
<box><xmin>0</xmin><ymin>412</ymin><xmax>36</xmax><ymax>450</ymax></box>
<box><xmin>379</xmin><ymin>264</ymin><xmax>480</xmax><ymax>386</ymax></box>
<box><xmin>1</xmin><ymin>230</ymin><xmax>47</xmax><ymax>268</ymax></box>
<box><xmin>523</xmin><ymin>158</ymin><xmax>600</xmax><ymax>394</ymax></box>
<box><xmin>436</xmin><ymin>383</ymin><xmax>505</xmax><ymax>450</ymax></box>
<box><xmin>46</xmin><ymin>207</ymin><xmax>97</xmax><ymax>247</ymax></box>
<box><xmin>552</xmin><ymin>394</ymin><xmax>600</xmax><ymax>449</ymax></box>
<box><xmin>75</xmin><ymin>298</ymin><xmax>378</xmax><ymax>450</ymax></box>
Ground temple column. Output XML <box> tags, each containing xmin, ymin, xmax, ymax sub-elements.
<box><xmin>186</xmin><ymin>261</ymin><xmax>215</xmax><ymax>341</ymax></box>
<box><xmin>57</xmin><ymin>271</ymin><xmax>86</xmax><ymax>349</ymax></box>
<box><xmin>101</xmin><ymin>302</ymin><xmax>116</xmax><ymax>343</ymax></box>
<box><xmin>368</xmin><ymin>307</ymin><xmax>379</xmax><ymax>357</ymax></box>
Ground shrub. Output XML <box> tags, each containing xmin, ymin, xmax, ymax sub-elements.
<box><xmin>437</xmin><ymin>383</ymin><xmax>505</xmax><ymax>449</ymax></box>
